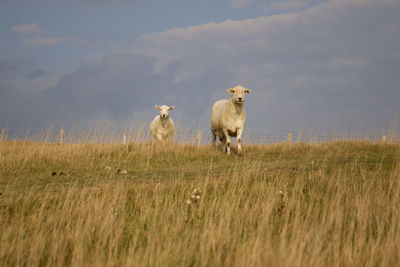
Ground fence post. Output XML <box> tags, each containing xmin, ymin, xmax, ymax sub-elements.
<box><xmin>196</xmin><ymin>131</ymin><xmax>202</xmax><ymax>147</ymax></box>
<box><xmin>122</xmin><ymin>129</ymin><xmax>127</xmax><ymax>145</ymax></box>
<box><xmin>382</xmin><ymin>134</ymin><xmax>387</xmax><ymax>142</ymax></box>
<box><xmin>287</xmin><ymin>133</ymin><xmax>292</xmax><ymax>144</ymax></box>
<box><xmin>59</xmin><ymin>129</ymin><xmax>64</xmax><ymax>144</ymax></box>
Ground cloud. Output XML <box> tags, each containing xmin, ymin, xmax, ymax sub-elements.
<box><xmin>2</xmin><ymin>0</ymin><xmax>400</xmax><ymax>133</ymax></box>
<box><xmin>126</xmin><ymin>0</ymin><xmax>400</xmax><ymax>131</ymax></box>
<box><xmin>0</xmin><ymin>54</ymin><xmax>158</xmax><ymax>130</ymax></box>
<box><xmin>42</xmin><ymin>53</ymin><xmax>171</xmax><ymax>122</ymax></box>
<box><xmin>0</xmin><ymin>59</ymin><xmax>61</xmax><ymax>94</ymax></box>
<box><xmin>85</xmin><ymin>53</ymin><xmax>105</xmax><ymax>63</ymax></box>
<box><xmin>23</xmin><ymin>37</ymin><xmax>91</xmax><ymax>46</ymax></box>
<box><xmin>11</xmin><ymin>23</ymin><xmax>44</xmax><ymax>34</ymax></box>
<box><xmin>268</xmin><ymin>0</ymin><xmax>319</xmax><ymax>10</ymax></box>
<box><xmin>329</xmin><ymin>57</ymin><xmax>368</xmax><ymax>70</ymax></box>
<box><xmin>11</xmin><ymin>23</ymin><xmax>90</xmax><ymax>47</ymax></box>
<box><xmin>229</xmin><ymin>0</ymin><xmax>253</xmax><ymax>8</ymax></box>
<box><xmin>23</xmin><ymin>37</ymin><xmax>64</xmax><ymax>46</ymax></box>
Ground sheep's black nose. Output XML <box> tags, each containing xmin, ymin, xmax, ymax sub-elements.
<box><xmin>238</xmin><ymin>97</ymin><xmax>243</xmax><ymax>101</ymax></box>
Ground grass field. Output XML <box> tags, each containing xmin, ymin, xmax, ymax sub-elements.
<box><xmin>1</xmin><ymin>137</ymin><xmax>400</xmax><ymax>266</ymax></box>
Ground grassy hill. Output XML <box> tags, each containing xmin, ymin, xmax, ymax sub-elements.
<box><xmin>1</xmin><ymin>140</ymin><xmax>399</xmax><ymax>266</ymax></box>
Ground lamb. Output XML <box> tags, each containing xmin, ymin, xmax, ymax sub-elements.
<box><xmin>149</xmin><ymin>105</ymin><xmax>175</xmax><ymax>141</ymax></box>
<box><xmin>210</xmin><ymin>85</ymin><xmax>252</xmax><ymax>156</ymax></box>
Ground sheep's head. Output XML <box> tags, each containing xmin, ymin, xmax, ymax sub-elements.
<box><xmin>227</xmin><ymin>85</ymin><xmax>251</xmax><ymax>105</ymax></box>
<box><xmin>155</xmin><ymin>105</ymin><xmax>174</xmax><ymax>119</ymax></box>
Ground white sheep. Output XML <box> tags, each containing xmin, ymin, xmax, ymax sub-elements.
<box><xmin>149</xmin><ymin>105</ymin><xmax>175</xmax><ymax>141</ymax></box>
<box><xmin>210</xmin><ymin>85</ymin><xmax>252</xmax><ymax>156</ymax></box>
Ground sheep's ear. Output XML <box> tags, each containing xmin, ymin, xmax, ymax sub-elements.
<box><xmin>155</xmin><ymin>105</ymin><xmax>161</xmax><ymax>110</ymax></box>
<box><xmin>168</xmin><ymin>106</ymin><xmax>175</xmax><ymax>111</ymax></box>
<box><xmin>244</xmin><ymin>88</ymin><xmax>252</xmax><ymax>93</ymax></box>
<box><xmin>227</xmin><ymin>88</ymin><xmax>234</xmax><ymax>93</ymax></box>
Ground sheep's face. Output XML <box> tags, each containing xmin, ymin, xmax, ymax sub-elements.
<box><xmin>227</xmin><ymin>85</ymin><xmax>252</xmax><ymax>105</ymax></box>
<box><xmin>156</xmin><ymin>105</ymin><xmax>174</xmax><ymax>119</ymax></box>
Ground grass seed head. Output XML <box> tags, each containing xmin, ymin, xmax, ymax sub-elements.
<box><xmin>274</xmin><ymin>190</ymin><xmax>286</xmax><ymax>214</ymax></box>
<box><xmin>187</xmin><ymin>187</ymin><xmax>202</xmax><ymax>204</ymax></box>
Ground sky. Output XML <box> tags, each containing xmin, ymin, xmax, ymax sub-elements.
<box><xmin>1</xmin><ymin>0</ymin><xmax>400</xmax><ymax>136</ymax></box>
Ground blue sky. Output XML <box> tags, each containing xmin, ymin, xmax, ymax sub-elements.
<box><xmin>1</xmin><ymin>0</ymin><xmax>399</xmax><ymax>136</ymax></box>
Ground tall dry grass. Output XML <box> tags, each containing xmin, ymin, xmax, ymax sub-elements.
<box><xmin>0</xmin><ymin>135</ymin><xmax>400</xmax><ymax>266</ymax></box>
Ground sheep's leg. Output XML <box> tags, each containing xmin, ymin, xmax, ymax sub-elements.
<box><xmin>224</xmin><ymin>137</ymin><xmax>228</xmax><ymax>152</ymax></box>
<box><xmin>223</xmin><ymin>130</ymin><xmax>231</xmax><ymax>155</ymax></box>
<box><xmin>219</xmin><ymin>136</ymin><xmax>225</xmax><ymax>152</ymax></box>
<box><xmin>237</xmin><ymin>128</ymin><xmax>244</xmax><ymax>156</ymax></box>
<box><xmin>212</xmin><ymin>132</ymin><xmax>217</xmax><ymax>149</ymax></box>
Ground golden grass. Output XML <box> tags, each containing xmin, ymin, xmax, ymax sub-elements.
<box><xmin>1</xmin><ymin>139</ymin><xmax>400</xmax><ymax>266</ymax></box>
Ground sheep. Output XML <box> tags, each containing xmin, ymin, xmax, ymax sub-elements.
<box><xmin>149</xmin><ymin>105</ymin><xmax>175</xmax><ymax>141</ymax></box>
<box><xmin>210</xmin><ymin>85</ymin><xmax>252</xmax><ymax>156</ymax></box>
